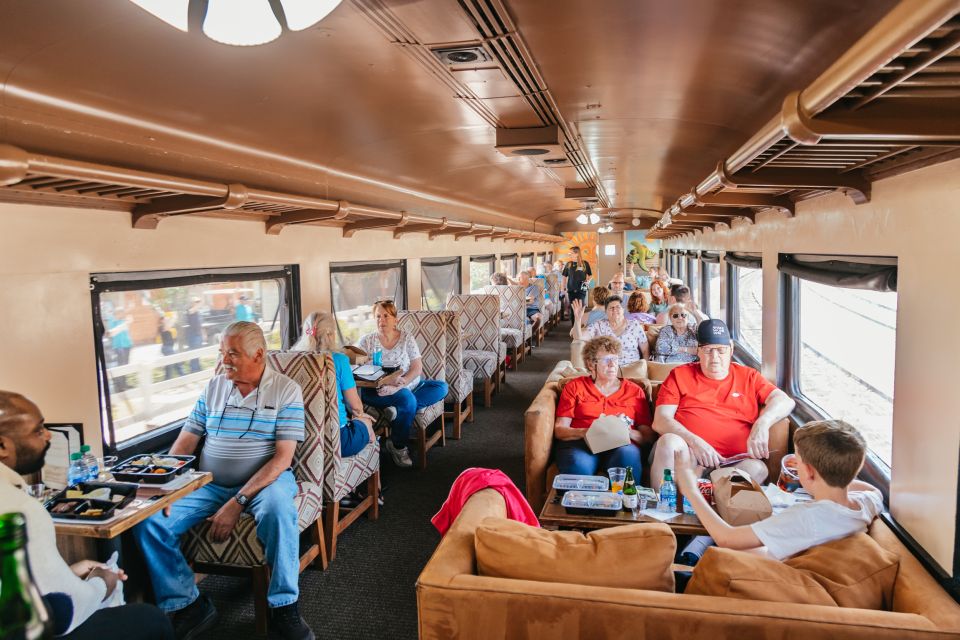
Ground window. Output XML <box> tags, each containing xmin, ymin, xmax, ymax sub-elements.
<box><xmin>330</xmin><ymin>259</ymin><xmax>406</xmax><ymax>346</ymax></box>
<box><xmin>727</xmin><ymin>258</ymin><xmax>763</xmax><ymax>363</ymax></box>
<box><xmin>421</xmin><ymin>257</ymin><xmax>461</xmax><ymax>310</ymax></box>
<box><xmin>469</xmin><ymin>255</ymin><xmax>496</xmax><ymax>292</ymax></box>
<box><xmin>704</xmin><ymin>259</ymin><xmax>721</xmax><ymax>319</ymax></box>
<box><xmin>91</xmin><ymin>265</ymin><xmax>299</xmax><ymax>452</ymax></box>
<box><xmin>520</xmin><ymin>253</ymin><xmax>534</xmax><ymax>272</ymax></box>
<box><xmin>687</xmin><ymin>255</ymin><xmax>699</xmax><ymax>307</ymax></box>
<box><xmin>501</xmin><ymin>254</ymin><xmax>518</xmax><ymax>277</ymax></box>
<box><xmin>779</xmin><ymin>254</ymin><xmax>898</xmax><ymax>469</ymax></box>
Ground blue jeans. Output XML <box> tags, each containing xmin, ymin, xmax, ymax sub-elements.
<box><xmin>360</xmin><ymin>379</ymin><xmax>448</xmax><ymax>447</ymax></box>
<box><xmin>341</xmin><ymin>418</ymin><xmax>371</xmax><ymax>457</ymax></box>
<box><xmin>555</xmin><ymin>440</ymin><xmax>642</xmax><ymax>482</ymax></box>
<box><xmin>133</xmin><ymin>470</ymin><xmax>299</xmax><ymax>612</ymax></box>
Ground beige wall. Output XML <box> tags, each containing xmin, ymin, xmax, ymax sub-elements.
<box><xmin>664</xmin><ymin>157</ymin><xmax>960</xmax><ymax>575</ymax></box>
<box><xmin>0</xmin><ymin>203</ymin><xmax>553</xmax><ymax>456</ymax></box>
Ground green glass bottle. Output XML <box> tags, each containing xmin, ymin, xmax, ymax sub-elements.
<box><xmin>622</xmin><ymin>467</ymin><xmax>638</xmax><ymax>510</ymax></box>
<box><xmin>0</xmin><ymin>512</ymin><xmax>52</xmax><ymax>640</ymax></box>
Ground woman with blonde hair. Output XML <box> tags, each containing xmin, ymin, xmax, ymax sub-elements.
<box><xmin>293</xmin><ymin>311</ymin><xmax>376</xmax><ymax>457</ymax></box>
<box><xmin>356</xmin><ymin>301</ymin><xmax>448</xmax><ymax>468</ymax></box>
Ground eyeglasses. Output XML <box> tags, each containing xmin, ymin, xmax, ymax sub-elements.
<box><xmin>597</xmin><ymin>355</ymin><xmax>619</xmax><ymax>366</ymax></box>
<box><xmin>671</xmin><ymin>313</ymin><xmax>688</xmax><ymax>319</ymax></box>
<box><xmin>698</xmin><ymin>346</ymin><xmax>730</xmax><ymax>357</ymax></box>
<box><xmin>215</xmin><ymin>386</ymin><xmax>261</xmax><ymax>439</ymax></box>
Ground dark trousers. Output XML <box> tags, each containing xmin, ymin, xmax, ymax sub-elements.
<box><xmin>62</xmin><ymin>603</ymin><xmax>174</xmax><ymax>640</ymax></box>
<box><xmin>567</xmin><ymin>290</ymin><xmax>586</xmax><ymax>325</ymax></box>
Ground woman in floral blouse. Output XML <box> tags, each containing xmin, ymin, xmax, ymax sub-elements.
<box><xmin>571</xmin><ymin>296</ymin><xmax>649</xmax><ymax>365</ymax></box>
<box><xmin>652</xmin><ymin>303</ymin><xmax>699</xmax><ymax>363</ymax></box>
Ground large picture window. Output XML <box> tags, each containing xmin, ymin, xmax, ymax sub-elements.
<box><xmin>330</xmin><ymin>259</ymin><xmax>406</xmax><ymax>345</ymax></box>
<box><xmin>700</xmin><ymin>253</ymin><xmax>722</xmax><ymax>319</ymax></box>
<box><xmin>780</xmin><ymin>254</ymin><xmax>898</xmax><ymax>469</ymax></box>
<box><xmin>470</xmin><ymin>255</ymin><xmax>496</xmax><ymax>293</ymax></box>
<box><xmin>501</xmin><ymin>254</ymin><xmax>518</xmax><ymax>277</ymax></box>
<box><xmin>91</xmin><ymin>265</ymin><xmax>300</xmax><ymax>453</ymax></box>
<box><xmin>421</xmin><ymin>257</ymin><xmax>461</xmax><ymax>310</ymax></box>
<box><xmin>520</xmin><ymin>253</ymin><xmax>534</xmax><ymax>273</ymax></box>
<box><xmin>687</xmin><ymin>254</ymin><xmax>700</xmax><ymax>308</ymax></box>
<box><xmin>726</xmin><ymin>254</ymin><xmax>763</xmax><ymax>364</ymax></box>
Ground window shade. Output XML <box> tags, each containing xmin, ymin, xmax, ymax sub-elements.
<box><xmin>421</xmin><ymin>257</ymin><xmax>461</xmax><ymax>310</ymax></box>
<box><xmin>778</xmin><ymin>254</ymin><xmax>897</xmax><ymax>292</ymax></box>
<box><xmin>725</xmin><ymin>252</ymin><xmax>762</xmax><ymax>269</ymax></box>
<box><xmin>700</xmin><ymin>251</ymin><xmax>721</xmax><ymax>263</ymax></box>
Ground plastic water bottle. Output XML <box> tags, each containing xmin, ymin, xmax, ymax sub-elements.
<box><xmin>67</xmin><ymin>452</ymin><xmax>89</xmax><ymax>487</ymax></box>
<box><xmin>80</xmin><ymin>444</ymin><xmax>99</xmax><ymax>481</ymax></box>
<box><xmin>658</xmin><ymin>469</ymin><xmax>677</xmax><ymax>513</ymax></box>
<box><xmin>683</xmin><ymin>495</ymin><xmax>695</xmax><ymax>515</ymax></box>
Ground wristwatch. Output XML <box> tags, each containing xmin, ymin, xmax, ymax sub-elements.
<box><xmin>235</xmin><ymin>493</ymin><xmax>250</xmax><ymax>508</ymax></box>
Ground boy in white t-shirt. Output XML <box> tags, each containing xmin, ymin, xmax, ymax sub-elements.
<box><xmin>674</xmin><ymin>419</ymin><xmax>884</xmax><ymax>560</ymax></box>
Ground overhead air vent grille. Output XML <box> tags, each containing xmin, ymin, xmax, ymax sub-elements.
<box><xmin>431</xmin><ymin>46</ymin><xmax>490</xmax><ymax>66</ymax></box>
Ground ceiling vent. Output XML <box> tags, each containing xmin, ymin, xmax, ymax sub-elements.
<box><xmin>431</xmin><ymin>46</ymin><xmax>490</xmax><ymax>66</ymax></box>
<box><xmin>495</xmin><ymin>125</ymin><xmax>564</xmax><ymax>159</ymax></box>
<box><xmin>564</xmin><ymin>186</ymin><xmax>599</xmax><ymax>203</ymax></box>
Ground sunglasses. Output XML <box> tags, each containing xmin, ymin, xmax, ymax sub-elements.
<box><xmin>671</xmin><ymin>313</ymin><xmax>688</xmax><ymax>319</ymax></box>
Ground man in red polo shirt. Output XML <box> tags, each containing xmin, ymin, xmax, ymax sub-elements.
<box><xmin>651</xmin><ymin>319</ymin><xmax>795</xmax><ymax>484</ymax></box>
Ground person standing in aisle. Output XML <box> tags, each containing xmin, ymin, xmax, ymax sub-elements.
<box><xmin>561</xmin><ymin>246</ymin><xmax>592</xmax><ymax>326</ymax></box>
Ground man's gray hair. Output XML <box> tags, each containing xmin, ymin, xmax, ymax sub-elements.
<box><xmin>223</xmin><ymin>321</ymin><xmax>266</xmax><ymax>357</ymax></box>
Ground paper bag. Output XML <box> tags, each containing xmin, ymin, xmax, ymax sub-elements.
<box><xmin>343</xmin><ymin>345</ymin><xmax>369</xmax><ymax>365</ymax></box>
<box><xmin>709</xmin><ymin>467</ymin><xmax>772</xmax><ymax>526</ymax></box>
<box><xmin>584</xmin><ymin>415</ymin><xmax>630</xmax><ymax>454</ymax></box>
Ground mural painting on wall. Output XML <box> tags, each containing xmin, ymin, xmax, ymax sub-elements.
<box><xmin>624</xmin><ymin>231</ymin><xmax>661</xmax><ymax>272</ymax></box>
<box><xmin>557</xmin><ymin>232</ymin><xmax>599</xmax><ymax>271</ymax></box>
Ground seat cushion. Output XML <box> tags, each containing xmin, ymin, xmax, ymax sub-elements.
<box><xmin>413</xmin><ymin>400</ymin><xmax>444</xmax><ymax>432</ymax></box>
<box><xmin>475</xmin><ymin>517</ymin><xmax>675</xmax><ymax>593</ymax></box>
<box><xmin>463</xmin><ymin>349</ymin><xmax>497</xmax><ymax>378</ymax></box>
<box><xmin>500</xmin><ymin>328</ymin><xmax>523</xmax><ymax>348</ymax></box>
<box><xmin>784</xmin><ymin>532</ymin><xmax>900</xmax><ymax>610</ymax></box>
<box><xmin>687</xmin><ymin>547</ymin><xmax>837</xmax><ymax>606</ymax></box>
<box><xmin>330</xmin><ymin>439</ymin><xmax>380</xmax><ymax>502</ymax></box>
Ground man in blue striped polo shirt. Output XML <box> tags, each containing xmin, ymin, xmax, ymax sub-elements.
<box><xmin>134</xmin><ymin>321</ymin><xmax>314</xmax><ymax>640</ymax></box>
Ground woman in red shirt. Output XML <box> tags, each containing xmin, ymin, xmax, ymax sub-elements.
<box><xmin>554</xmin><ymin>336</ymin><xmax>654</xmax><ymax>480</ymax></box>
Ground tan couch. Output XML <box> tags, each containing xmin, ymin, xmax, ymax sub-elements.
<box><xmin>416</xmin><ymin>490</ymin><xmax>960</xmax><ymax>639</ymax></box>
<box><xmin>525</xmin><ymin>367</ymin><xmax>788</xmax><ymax>513</ymax></box>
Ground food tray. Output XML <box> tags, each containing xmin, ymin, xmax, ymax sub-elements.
<box><xmin>552</xmin><ymin>474</ymin><xmax>609</xmax><ymax>494</ymax></box>
<box><xmin>111</xmin><ymin>454</ymin><xmax>196</xmax><ymax>484</ymax></box>
<box><xmin>45</xmin><ymin>481</ymin><xmax>138</xmax><ymax>521</ymax></box>
<box><xmin>561</xmin><ymin>490</ymin><xmax>622</xmax><ymax>517</ymax></box>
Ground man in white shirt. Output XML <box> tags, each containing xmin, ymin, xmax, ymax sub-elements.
<box><xmin>674</xmin><ymin>419</ymin><xmax>884</xmax><ymax>561</ymax></box>
<box><xmin>0</xmin><ymin>390</ymin><xmax>173</xmax><ymax>638</ymax></box>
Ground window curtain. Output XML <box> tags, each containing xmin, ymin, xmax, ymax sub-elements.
<box><xmin>724</xmin><ymin>252</ymin><xmax>762</xmax><ymax>269</ymax></box>
<box><xmin>330</xmin><ymin>259</ymin><xmax>406</xmax><ymax>344</ymax></box>
<box><xmin>501</xmin><ymin>254</ymin><xmax>518</xmax><ymax>276</ymax></box>
<box><xmin>778</xmin><ymin>254</ymin><xmax>897</xmax><ymax>292</ymax></box>
<box><xmin>421</xmin><ymin>257</ymin><xmax>461</xmax><ymax>310</ymax></box>
<box><xmin>700</xmin><ymin>251</ymin><xmax>721</xmax><ymax>263</ymax></box>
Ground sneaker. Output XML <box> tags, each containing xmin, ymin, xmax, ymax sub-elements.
<box><xmin>270</xmin><ymin>602</ymin><xmax>315</xmax><ymax>640</ymax></box>
<box><xmin>383</xmin><ymin>439</ymin><xmax>413</xmax><ymax>468</ymax></box>
<box><xmin>172</xmin><ymin>594</ymin><xmax>218</xmax><ymax>640</ymax></box>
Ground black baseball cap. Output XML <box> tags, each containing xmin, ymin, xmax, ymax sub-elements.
<box><xmin>697</xmin><ymin>319</ymin><xmax>732</xmax><ymax>346</ymax></box>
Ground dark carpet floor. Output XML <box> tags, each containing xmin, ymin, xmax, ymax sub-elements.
<box><xmin>201</xmin><ymin>330</ymin><xmax>570</xmax><ymax>639</ymax></box>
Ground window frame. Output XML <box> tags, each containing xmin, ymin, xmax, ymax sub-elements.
<box><xmin>686</xmin><ymin>253</ymin><xmax>700</xmax><ymax>307</ymax></box>
<box><xmin>90</xmin><ymin>264</ymin><xmax>301</xmax><ymax>457</ymax></box>
<box><xmin>420</xmin><ymin>256</ymin><xmax>462</xmax><ymax>310</ymax></box>
<box><xmin>329</xmin><ymin>258</ymin><xmax>407</xmax><ymax>345</ymax></box>
<box><xmin>501</xmin><ymin>253</ymin><xmax>519</xmax><ymax>276</ymax></box>
<box><xmin>726</xmin><ymin>260</ymin><xmax>761</xmax><ymax>371</ymax></box>
<box><xmin>519</xmin><ymin>252</ymin><xmax>534</xmax><ymax>272</ymax></box>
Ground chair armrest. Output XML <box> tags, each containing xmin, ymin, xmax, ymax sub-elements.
<box><xmin>766</xmin><ymin>418</ymin><xmax>789</xmax><ymax>483</ymax></box>
<box><xmin>524</xmin><ymin>383</ymin><xmax>559</xmax><ymax>513</ymax></box>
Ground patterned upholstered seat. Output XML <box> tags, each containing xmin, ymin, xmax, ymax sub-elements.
<box><xmin>182</xmin><ymin>351</ymin><xmax>333</xmax><ymax>633</ymax></box>
<box><xmin>546</xmin><ymin>273</ymin><xmax>561</xmax><ymax>325</ymax></box>
<box><xmin>483</xmin><ymin>284</ymin><xmax>528</xmax><ymax>368</ymax></box>
<box><xmin>447</xmin><ymin>293</ymin><xmax>505</xmax><ymax>407</ymax></box>
<box><xmin>397</xmin><ymin>311</ymin><xmax>448</xmax><ymax>469</ymax></box>
<box><xmin>529</xmin><ymin>279</ymin><xmax>546</xmax><ymax>346</ymax></box>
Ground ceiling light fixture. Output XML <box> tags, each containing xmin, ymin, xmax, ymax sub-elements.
<box><xmin>631</xmin><ymin>217</ymin><xmax>640</xmax><ymax>226</ymax></box>
<box><xmin>588</xmin><ymin>212</ymin><xmax>600</xmax><ymax>225</ymax></box>
<box><xmin>576</xmin><ymin>213</ymin><xmax>588</xmax><ymax>224</ymax></box>
<box><xmin>128</xmin><ymin>0</ymin><xmax>342</xmax><ymax>46</ymax></box>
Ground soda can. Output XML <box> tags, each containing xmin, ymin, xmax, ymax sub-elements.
<box><xmin>697</xmin><ymin>479</ymin><xmax>714</xmax><ymax>506</ymax></box>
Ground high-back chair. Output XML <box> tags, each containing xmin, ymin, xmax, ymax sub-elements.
<box><xmin>446</xmin><ymin>294</ymin><xmax>504</xmax><ymax>407</ymax></box>
<box><xmin>396</xmin><ymin>311</ymin><xmax>448</xmax><ymax>469</ymax></box>
<box><xmin>545</xmin><ymin>273</ymin><xmax>561</xmax><ymax>327</ymax></box>
<box><xmin>436</xmin><ymin>309</ymin><xmax>474</xmax><ymax>439</ymax></box>
<box><xmin>530</xmin><ymin>278</ymin><xmax>547</xmax><ymax>346</ymax></box>
<box><xmin>181</xmin><ymin>351</ymin><xmax>332</xmax><ymax>634</ymax></box>
<box><xmin>483</xmin><ymin>284</ymin><xmax>528</xmax><ymax>368</ymax></box>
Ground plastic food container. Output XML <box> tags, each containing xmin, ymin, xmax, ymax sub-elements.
<box><xmin>45</xmin><ymin>481</ymin><xmax>138</xmax><ymax>520</ymax></box>
<box><xmin>561</xmin><ymin>490</ymin><xmax>622</xmax><ymax>516</ymax></box>
<box><xmin>111</xmin><ymin>454</ymin><xmax>196</xmax><ymax>484</ymax></box>
<box><xmin>552</xmin><ymin>474</ymin><xmax>609</xmax><ymax>494</ymax></box>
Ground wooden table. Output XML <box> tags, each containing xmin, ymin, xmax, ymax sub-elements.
<box><xmin>538</xmin><ymin>488</ymin><xmax>707</xmax><ymax>535</ymax></box>
<box><xmin>354</xmin><ymin>369</ymin><xmax>402</xmax><ymax>389</ymax></box>
<box><xmin>54</xmin><ymin>471</ymin><xmax>213</xmax><ymax>539</ymax></box>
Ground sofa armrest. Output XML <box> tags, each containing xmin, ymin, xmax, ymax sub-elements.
<box><xmin>766</xmin><ymin>418</ymin><xmax>789</xmax><ymax>483</ymax></box>
<box><xmin>525</xmin><ymin>383</ymin><xmax>559</xmax><ymax>513</ymax></box>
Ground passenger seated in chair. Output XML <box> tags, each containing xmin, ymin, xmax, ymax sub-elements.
<box><xmin>0</xmin><ymin>391</ymin><xmax>174</xmax><ymax>640</ymax></box>
<box><xmin>553</xmin><ymin>336</ymin><xmax>654</xmax><ymax>481</ymax></box>
<box><xmin>583</xmin><ymin>285</ymin><xmax>609</xmax><ymax>326</ymax></box>
<box><xmin>292</xmin><ymin>311</ymin><xmax>376</xmax><ymax>457</ymax></box>
<box><xmin>674</xmin><ymin>420</ymin><xmax>883</xmax><ymax>560</ymax></box>
<box><xmin>517</xmin><ymin>271</ymin><xmax>542</xmax><ymax>327</ymax></box>
<box><xmin>571</xmin><ymin>296</ymin><xmax>650</xmax><ymax>365</ymax></box>
<box><xmin>651</xmin><ymin>319</ymin><xmax>795</xmax><ymax>484</ymax></box>
<box><xmin>652</xmin><ymin>304</ymin><xmax>698</xmax><ymax>363</ymax></box>
<box><xmin>133</xmin><ymin>321</ymin><xmax>314</xmax><ymax>640</ymax></box>
<box><xmin>648</xmin><ymin>280</ymin><xmax>670</xmax><ymax>316</ymax></box>
<box><xmin>489</xmin><ymin>272</ymin><xmax>509</xmax><ymax>286</ymax></box>
<box><xmin>356</xmin><ymin>300</ymin><xmax>448</xmax><ymax>469</ymax></box>
<box><xmin>655</xmin><ymin>285</ymin><xmax>707</xmax><ymax>327</ymax></box>
<box><xmin>608</xmin><ymin>272</ymin><xmax>634</xmax><ymax>297</ymax></box>
<box><xmin>625</xmin><ymin>290</ymin><xmax>657</xmax><ymax>324</ymax></box>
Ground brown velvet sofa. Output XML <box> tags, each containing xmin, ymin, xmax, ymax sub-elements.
<box><xmin>525</xmin><ymin>361</ymin><xmax>789</xmax><ymax>512</ymax></box>
<box><xmin>416</xmin><ymin>489</ymin><xmax>960</xmax><ymax>639</ymax></box>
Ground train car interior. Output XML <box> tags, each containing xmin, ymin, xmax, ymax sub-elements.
<box><xmin>1</xmin><ymin>0</ymin><xmax>959</xmax><ymax>638</ymax></box>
